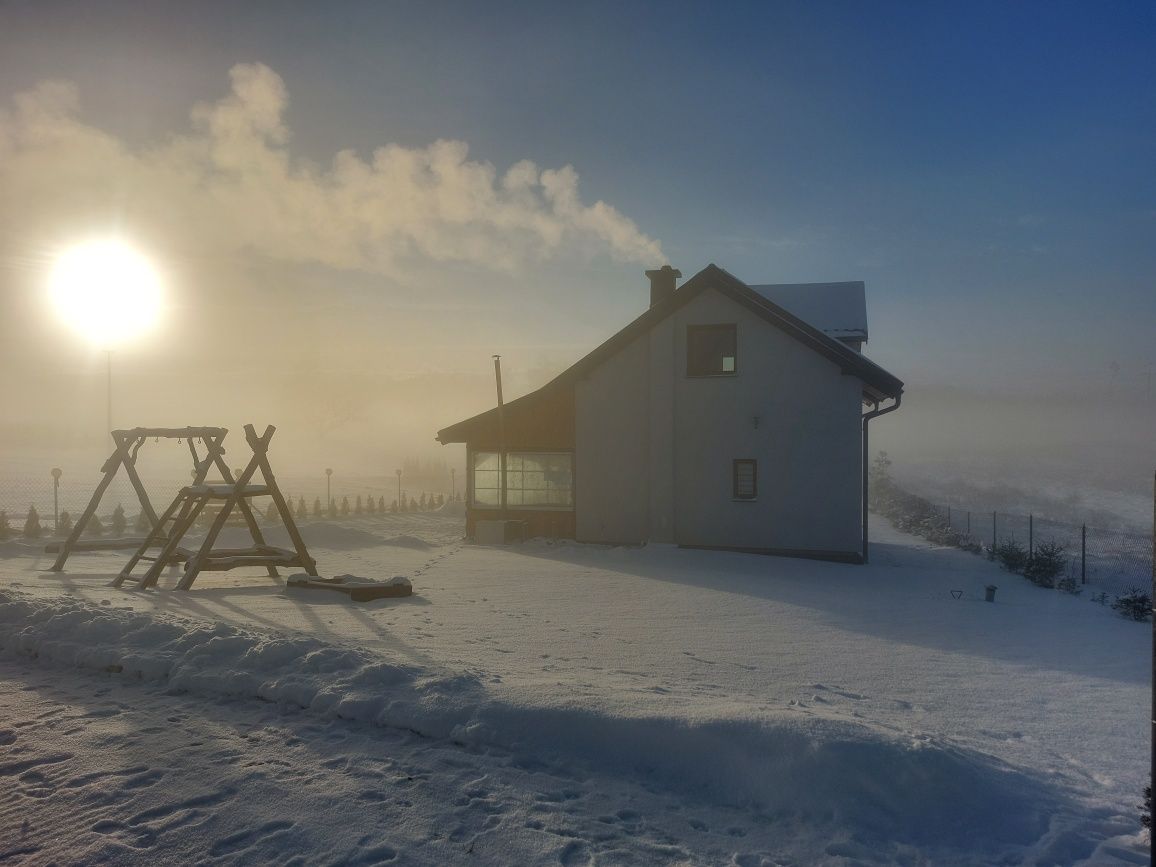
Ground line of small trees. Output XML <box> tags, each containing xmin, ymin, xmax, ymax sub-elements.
<box><xmin>869</xmin><ymin>453</ymin><xmax>1149</xmax><ymax>620</ymax></box>
<box><xmin>282</xmin><ymin>491</ymin><xmax>463</xmax><ymax>522</ymax></box>
<box><xmin>0</xmin><ymin>504</ymin><xmax>134</xmax><ymax>540</ymax></box>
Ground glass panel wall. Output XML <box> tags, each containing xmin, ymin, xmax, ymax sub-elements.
<box><xmin>471</xmin><ymin>451</ymin><xmax>573</xmax><ymax>509</ymax></box>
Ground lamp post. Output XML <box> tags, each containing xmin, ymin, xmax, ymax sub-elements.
<box><xmin>395</xmin><ymin>469</ymin><xmax>402</xmax><ymax>510</ymax></box>
<box><xmin>51</xmin><ymin>468</ymin><xmax>62</xmax><ymax>531</ymax></box>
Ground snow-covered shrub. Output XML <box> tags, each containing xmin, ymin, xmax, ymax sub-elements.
<box><xmin>56</xmin><ymin>511</ymin><xmax>73</xmax><ymax>536</ymax></box>
<box><xmin>994</xmin><ymin>539</ymin><xmax>1028</xmax><ymax>574</ymax></box>
<box><xmin>23</xmin><ymin>506</ymin><xmax>43</xmax><ymax>539</ymax></box>
<box><xmin>1023</xmin><ymin>541</ymin><xmax>1065</xmax><ymax>588</ymax></box>
<box><xmin>1141</xmin><ymin>782</ymin><xmax>1151</xmax><ymax>833</ymax></box>
<box><xmin>1111</xmin><ymin>588</ymin><xmax>1152</xmax><ymax>622</ymax></box>
<box><xmin>110</xmin><ymin>504</ymin><xmax>127</xmax><ymax>536</ymax></box>
<box><xmin>1056</xmin><ymin>575</ymin><xmax>1082</xmax><ymax>595</ymax></box>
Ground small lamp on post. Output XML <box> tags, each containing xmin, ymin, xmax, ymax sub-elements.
<box><xmin>51</xmin><ymin>468</ymin><xmax>62</xmax><ymax>531</ymax></box>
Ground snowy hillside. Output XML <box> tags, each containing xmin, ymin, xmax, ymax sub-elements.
<box><xmin>0</xmin><ymin>512</ymin><xmax>1148</xmax><ymax>865</ymax></box>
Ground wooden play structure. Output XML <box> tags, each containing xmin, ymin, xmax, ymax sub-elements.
<box><xmin>48</xmin><ymin>426</ymin><xmax>231</xmax><ymax>569</ymax></box>
<box><xmin>49</xmin><ymin>424</ymin><xmax>317</xmax><ymax>591</ymax></box>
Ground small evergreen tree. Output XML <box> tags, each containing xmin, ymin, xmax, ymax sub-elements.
<box><xmin>340</xmin><ymin>496</ymin><xmax>349</xmax><ymax>516</ymax></box>
<box><xmin>85</xmin><ymin>513</ymin><xmax>105</xmax><ymax>537</ymax></box>
<box><xmin>390</xmin><ymin>499</ymin><xmax>398</xmax><ymax>513</ymax></box>
<box><xmin>1023</xmin><ymin>541</ymin><xmax>1065</xmax><ymax>588</ymax></box>
<box><xmin>297</xmin><ymin>497</ymin><xmax>306</xmax><ymax>519</ymax></box>
<box><xmin>1141</xmin><ymin>781</ymin><xmax>1151</xmax><ymax>832</ymax></box>
<box><xmin>23</xmin><ymin>506</ymin><xmax>43</xmax><ymax>539</ymax></box>
<box><xmin>1111</xmin><ymin>587</ymin><xmax>1153</xmax><ymax>621</ymax></box>
<box><xmin>265</xmin><ymin>500</ymin><xmax>279</xmax><ymax>522</ymax></box>
<box><xmin>56</xmin><ymin>511</ymin><xmax>73</xmax><ymax>536</ymax></box>
<box><xmin>419</xmin><ymin>492</ymin><xmax>427</xmax><ymax>511</ymax></box>
<box><xmin>328</xmin><ymin>498</ymin><xmax>337</xmax><ymax>519</ymax></box>
<box><xmin>437</xmin><ymin>493</ymin><xmax>445</xmax><ymax>508</ymax></box>
<box><xmin>312</xmin><ymin>497</ymin><xmax>322</xmax><ymax>517</ymax></box>
<box><xmin>355</xmin><ymin>495</ymin><xmax>363</xmax><ymax>514</ymax></box>
<box><xmin>994</xmin><ymin>538</ymin><xmax>1029</xmax><ymax>574</ymax></box>
<box><xmin>378</xmin><ymin>495</ymin><xmax>385</xmax><ymax>512</ymax></box>
<box><xmin>134</xmin><ymin>510</ymin><xmax>151</xmax><ymax>534</ymax></box>
<box><xmin>0</xmin><ymin>510</ymin><xmax>10</xmax><ymax>541</ymax></box>
<box><xmin>409</xmin><ymin>496</ymin><xmax>418</xmax><ymax>512</ymax></box>
<box><xmin>366</xmin><ymin>496</ymin><xmax>376</xmax><ymax>515</ymax></box>
<box><xmin>110</xmin><ymin>504</ymin><xmax>127</xmax><ymax>536</ymax></box>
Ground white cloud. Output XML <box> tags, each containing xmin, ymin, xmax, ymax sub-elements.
<box><xmin>0</xmin><ymin>63</ymin><xmax>662</xmax><ymax>277</ymax></box>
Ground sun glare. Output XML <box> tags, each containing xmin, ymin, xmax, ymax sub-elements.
<box><xmin>49</xmin><ymin>239</ymin><xmax>163</xmax><ymax>347</ymax></box>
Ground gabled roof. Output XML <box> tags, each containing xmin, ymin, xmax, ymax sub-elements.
<box><xmin>437</xmin><ymin>264</ymin><xmax>903</xmax><ymax>444</ymax></box>
<box><xmin>751</xmin><ymin>281</ymin><xmax>868</xmax><ymax>341</ymax></box>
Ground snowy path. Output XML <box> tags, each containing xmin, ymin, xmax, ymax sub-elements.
<box><xmin>0</xmin><ymin>512</ymin><xmax>1150</xmax><ymax>863</ymax></box>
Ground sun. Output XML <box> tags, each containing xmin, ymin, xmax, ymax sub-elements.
<box><xmin>48</xmin><ymin>239</ymin><xmax>163</xmax><ymax>348</ymax></box>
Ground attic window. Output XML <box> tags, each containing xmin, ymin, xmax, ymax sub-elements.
<box><xmin>687</xmin><ymin>324</ymin><xmax>737</xmax><ymax>377</ymax></box>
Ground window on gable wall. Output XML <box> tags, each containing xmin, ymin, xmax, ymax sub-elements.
<box><xmin>733</xmin><ymin>459</ymin><xmax>757</xmax><ymax>500</ymax></box>
<box><xmin>687</xmin><ymin>324</ymin><xmax>737</xmax><ymax>376</ymax></box>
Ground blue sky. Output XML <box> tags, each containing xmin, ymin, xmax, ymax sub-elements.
<box><xmin>2</xmin><ymin>0</ymin><xmax>1154</xmax><ymax>403</ymax></box>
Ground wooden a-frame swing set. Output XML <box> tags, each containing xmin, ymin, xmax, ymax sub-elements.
<box><xmin>48</xmin><ymin>424</ymin><xmax>317</xmax><ymax>591</ymax></box>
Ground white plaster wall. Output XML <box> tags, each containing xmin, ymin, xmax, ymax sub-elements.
<box><xmin>575</xmin><ymin>287</ymin><xmax>864</xmax><ymax>555</ymax></box>
<box><xmin>669</xmin><ymin>289</ymin><xmax>862</xmax><ymax>554</ymax></box>
<box><xmin>574</xmin><ymin>335</ymin><xmax>650</xmax><ymax>543</ymax></box>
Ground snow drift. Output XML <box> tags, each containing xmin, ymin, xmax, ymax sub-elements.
<box><xmin>0</xmin><ymin>589</ymin><xmax>1069</xmax><ymax>857</ymax></box>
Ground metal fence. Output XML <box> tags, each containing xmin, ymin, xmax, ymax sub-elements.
<box><xmin>934</xmin><ymin>504</ymin><xmax>1151</xmax><ymax>599</ymax></box>
<box><xmin>0</xmin><ymin>468</ymin><xmax>460</xmax><ymax>539</ymax></box>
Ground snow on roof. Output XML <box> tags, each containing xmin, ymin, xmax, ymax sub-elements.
<box><xmin>750</xmin><ymin>281</ymin><xmax>868</xmax><ymax>341</ymax></box>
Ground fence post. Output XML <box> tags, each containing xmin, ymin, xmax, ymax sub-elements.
<box><xmin>1029</xmin><ymin>513</ymin><xmax>1034</xmax><ymax>557</ymax></box>
<box><xmin>1081</xmin><ymin>523</ymin><xmax>1086</xmax><ymax>584</ymax></box>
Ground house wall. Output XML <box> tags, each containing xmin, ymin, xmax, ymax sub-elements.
<box><xmin>575</xmin><ymin>287</ymin><xmax>863</xmax><ymax>556</ymax></box>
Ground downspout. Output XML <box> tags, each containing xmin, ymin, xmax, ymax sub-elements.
<box><xmin>861</xmin><ymin>392</ymin><xmax>902</xmax><ymax>564</ymax></box>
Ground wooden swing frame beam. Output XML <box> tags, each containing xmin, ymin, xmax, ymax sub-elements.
<box><xmin>47</xmin><ymin>427</ymin><xmax>234</xmax><ymax>571</ymax></box>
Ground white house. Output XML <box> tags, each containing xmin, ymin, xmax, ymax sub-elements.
<box><xmin>436</xmin><ymin>263</ymin><xmax>903</xmax><ymax>562</ymax></box>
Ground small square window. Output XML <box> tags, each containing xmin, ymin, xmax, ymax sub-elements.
<box><xmin>733</xmin><ymin>459</ymin><xmax>757</xmax><ymax>500</ymax></box>
<box><xmin>687</xmin><ymin>324</ymin><xmax>737</xmax><ymax>377</ymax></box>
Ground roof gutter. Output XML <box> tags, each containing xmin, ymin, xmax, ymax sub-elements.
<box><xmin>861</xmin><ymin>393</ymin><xmax>902</xmax><ymax>564</ymax></box>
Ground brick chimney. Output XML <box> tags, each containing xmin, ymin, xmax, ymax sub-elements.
<box><xmin>645</xmin><ymin>265</ymin><xmax>682</xmax><ymax>307</ymax></box>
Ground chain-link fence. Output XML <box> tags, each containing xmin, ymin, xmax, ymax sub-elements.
<box><xmin>934</xmin><ymin>504</ymin><xmax>1151</xmax><ymax>599</ymax></box>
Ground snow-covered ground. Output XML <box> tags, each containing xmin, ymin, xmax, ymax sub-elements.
<box><xmin>0</xmin><ymin>511</ymin><xmax>1149</xmax><ymax>865</ymax></box>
